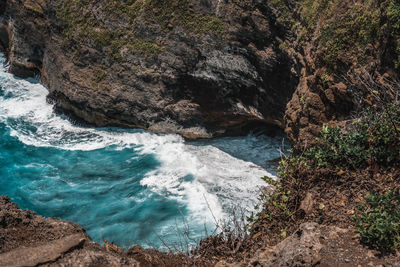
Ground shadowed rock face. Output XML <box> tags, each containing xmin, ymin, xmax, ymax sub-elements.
<box><xmin>0</xmin><ymin>0</ymin><xmax>299</xmax><ymax>139</ymax></box>
<box><xmin>0</xmin><ymin>1</ymin><xmax>6</xmax><ymax>16</ymax></box>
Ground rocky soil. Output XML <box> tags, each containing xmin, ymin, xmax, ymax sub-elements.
<box><xmin>0</xmin><ymin>196</ymin><xmax>137</xmax><ymax>266</ymax></box>
<box><xmin>217</xmin><ymin>222</ymin><xmax>400</xmax><ymax>266</ymax></box>
<box><xmin>2</xmin><ymin>195</ymin><xmax>399</xmax><ymax>266</ymax></box>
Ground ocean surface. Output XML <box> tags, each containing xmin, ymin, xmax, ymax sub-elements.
<box><xmin>0</xmin><ymin>54</ymin><xmax>285</xmax><ymax>249</ymax></box>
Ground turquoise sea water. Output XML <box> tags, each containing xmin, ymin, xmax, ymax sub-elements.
<box><xmin>0</xmin><ymin>54</ymin><xmax>284</xmax><ymax>249</ymax></box>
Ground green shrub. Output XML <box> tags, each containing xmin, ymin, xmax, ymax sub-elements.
<box><xmin>319</xmin><ymin>0</ymin><xmax>380</xmax><ymax>69</ymax></box>
<box><xmin>388</xmin><ymin>0</ymin><xmax>400</xmax><ymax>32</ymax></box>
<box><xmin>301</xmin><ymin>0</ymin><xmax>334</xmax><ymax>32</ymax></box>
<box><xmin>305</xmin><ymin>125</ymin><xmax>369</xmax><ymax>169</ymax></box>
<box><xmin>247</xmin><ymin>154</ymin><xmax>307</xmax><ymax>227</ymax></box>
<box><xmin>305</xmin><ymin>104</ymin><xmax>400</xmax><ymax>169</ymax></box>
<box><xmin>355</xmin><ymin>190</ymin><xmax>400</xmax><ymax>252</ymax></box>
<box><xmin>94</xmin><ymin>69</ymin><xmax>108</xmax><ymax>84</ymax></box>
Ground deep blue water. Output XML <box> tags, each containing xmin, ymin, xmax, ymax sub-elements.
<box><xmin>0</xmin><ymin>54</ymin><xmax>284</xmax><ymax>249</ymax></box>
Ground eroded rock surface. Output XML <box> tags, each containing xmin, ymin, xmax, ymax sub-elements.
<box><xmin>0</xmin><ymin>0</ymin><xmax>299</xmax><ymax>139</ymax></box>
<box><xmin>0</xmin><ymin>196</ymin><xmax>141</xmax><ymax>267</ymax></box>
<box><xmin>249</xmin><ymin>222</ymin><xmax>323</xmax><ymax>266</ymax></box>
<box><xmin>0</xmin><ymin>196</ymin><xmax>87</xmax><ymax>254</ymax></box>
<box><xmin>0</xmin><ymin>234</ymin><xmax>86</xmax><ymax>267</ymax></box>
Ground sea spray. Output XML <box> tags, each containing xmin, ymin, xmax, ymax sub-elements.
<box><xmin>0</xmin><ymin>53</ymin><xmax>283</xmax><ymax>248</ymax></box>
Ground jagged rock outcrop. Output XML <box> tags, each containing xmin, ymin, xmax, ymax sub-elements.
<box><xmin>214</xmin><ymin>222</ymin><xmax>326</xmax><ymax>267</ymax></box>
<box><xmin>216</xmin><ymin>221</ymin><xmax>400</xmax><ymax>266</ymax></box>
<box><xmin>247</xmin><ymin>222</ymin><xmax>324</xmax><ymax>266</ymax></box>
<box><xmin>0</xmin><ymin>196</ymin><xmax>140</xmax><ymax>266</ymax></box>
<box><xmin>0</xmin><ymin>196</ymin><xmax>201</xmax><ymax>266</ymax></box>
<box><xmin>0</xmin><ymin>0</ymin><xmax>299</xmax><ymax>139</ymax></box>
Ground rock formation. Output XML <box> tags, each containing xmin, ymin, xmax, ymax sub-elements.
<box><xmin>0</xmin><ymin>0</ymin><xmax>299</xmax><ymax>139</ymax></box>
<box><xmin>0</xmin><ymin>196</ymin><xmax>141</xmax><ymax>266</ymax></box>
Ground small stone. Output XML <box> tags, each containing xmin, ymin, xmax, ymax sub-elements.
<box><xmin>300</xmin><ymin>192</ymin><xmax>314</xmax><ymax>214</ymax></box>
<box><xmin>346</xmin><ymin>209</ymin><xmax>355</xmax><ymax>215</ymax></box>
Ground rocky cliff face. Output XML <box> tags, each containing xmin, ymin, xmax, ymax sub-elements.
<box><xmin>282</xmin><ymin>0</ymin><xmax>400</xmax><ymax>146</ymax></box>
<box><xmin>1</xmin><ymin>0</ymin><xmax>398</xmax><ymax>144</ymax></box>
<box><xmin>0</xmin><ymin>0</ymin><xmax>299</xmax><ymax>139</ymax></box>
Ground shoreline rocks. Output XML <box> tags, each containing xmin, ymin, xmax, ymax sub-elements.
<box><xmin>0</xmin><ymin>195</ymin><xmax>198</xmax><ymax>266</ymax></box>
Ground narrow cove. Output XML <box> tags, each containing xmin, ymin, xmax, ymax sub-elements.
<box><xmin>0</xmin><ymin>54</ymin><xmax>285</xmax><ymax>249</ymax></box>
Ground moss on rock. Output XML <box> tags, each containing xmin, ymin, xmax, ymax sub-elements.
<box><xmin>56</xmin><ymin>0</ymin><xmax>224</xmax><ymax>63</ymax></box>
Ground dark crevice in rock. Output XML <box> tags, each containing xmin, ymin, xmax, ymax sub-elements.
<box><xmin>0</xmin><ymin>24</ymin><xmax>9</xmax><ymax>53</ymax></box>
<box><xmin>9</xmin><ymin>61</ymin><xmax>41</xmax><ymax>78</ymax></box>
<box><xmin>0</xmin><ymin>1</ymin><xmax>6</xmax><ymax>16</ymax></box>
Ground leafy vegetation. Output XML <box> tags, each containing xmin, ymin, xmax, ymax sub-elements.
<box><xmin>269</xmin><ymin>0</ymin><xmax>297</xmax><ymax>28</ymax></box>
<box><xmin>301</xmin><ymin>0</ymin><xmax>334</xmax><ymax>32</ymax></box>
<box><xmin>293</xmin><ymin>103</ymin><xmax>400</xmax><ymax>170</ymax></box>
<box><xmin>355</xmin><ymin>190</ymin><xmax>400</xmax><ymax>252</ymax></box>
<box><xmin>319</xmin><ymin>1</ymin><xmax>380</xmax><ymax>69</ymax></box>
<box><xmin>306</xmin><ymin>105</ymin><xmax>400</xmax><ymax>169</ymax></box>
<box><xmin>248</xmin><ymin>103</ymin><xmax>400</xmax><ymax>248</ymax></box>
<box><xmin>93</xmin><ymin>69</ymin><xmax>108</xmax><ymax>84</ymax></box>
<box><xmin>127</xmin><ymin>39</ymin><xmax>165</xmax><ymax>57</ymax></box>
<box><xmin>269</xmin><ymin>0</ymin><xmax>400</xmax><ymax>72</ymax></box>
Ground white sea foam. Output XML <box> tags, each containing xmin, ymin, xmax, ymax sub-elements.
<box><xmin>0</xmin><ymin>54</ymin><xmax>281</xmax><ymax>227</ymax></box>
